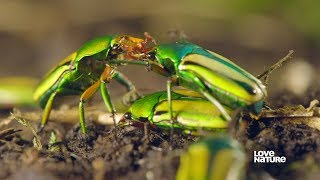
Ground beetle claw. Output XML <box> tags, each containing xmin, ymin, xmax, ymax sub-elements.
<box><xmin>37</xmin><ymin>124</ymin><xmax>44</xmax><ymax>134</ymax></box>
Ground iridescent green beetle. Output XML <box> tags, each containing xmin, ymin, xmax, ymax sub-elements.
<box><xmin>121</xmin><ymin>34</ymin><xmax>267</xmax><ymax>122</ymax></box>
<box><xmin>176</xmin><ymin>134</ymin><xmax>246</xmax><ymax>180</ymax></box>
<box><xmin>33</xmin><ymin>35</ymin><xmax>147</xmax><ymax>133</ymax></box>
<box><xmin>122</xmin><ymin>89</ymin><xmax>233</xmax><ymax>134</ymax></box>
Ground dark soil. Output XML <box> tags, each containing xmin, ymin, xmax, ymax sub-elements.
<box><xmin>1</xmin><ymin>90</ymin><xmax>320</xmax><ymax>180</ymax></box>
<box><xmin>0</xmin><ymin>116</ymin><xmax>195</xmax><ymax>180</ymax></box>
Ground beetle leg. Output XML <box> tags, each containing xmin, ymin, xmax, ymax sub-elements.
<box><xmin>149</xmin><ymin>62</ymin><xmax>171</xmax><ymax>77</ymax></box>
<box><xmin>113</xmin><ymin>71</ymin><xmax>142</xmax><ymax>106</ymax></box>
<box><xmin>201</xmin><ymin>91</ymin><xmax>232</xmax><ymax>121</ymax></box>
<box><xmin>99</xmin><ymin>66</ymin><xmax>116</xmax><ymax>126</ymax></box>
<box><xmin>167</xmin><ymin>79</ymin><xmax>174</xmax><ymax>140</ymax></box>
<box><xmin>100</xmin><ymin>82</ymin><xmax>116</xmax><ymax>126</ymax></box>
<box><xmin>38</xmin><ymin>91</ymin><xmax>57</xmax><ymax>133</ymax></box>
<box><xmin>79</xmin><ymin>80</ymin><xmax>101</xmax><ymax>134</ymax></box>
<box><xmin>79</xmin><ymin>66</ymin><xmax>115</xmax><ymax>134</ymax></box>
<box><xmin>166</xmin><ymin>76</ymin><xmax>179</xmax><ymax>140</ymax></box>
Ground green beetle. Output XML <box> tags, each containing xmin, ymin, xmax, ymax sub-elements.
<box><xmin>122</xmin><ymin>35</ymin><xmax>267</xmax><ymax>122</ymax></box>
<box><xmin>121</xmin><ymin>89</ymin><xmax>233</xmax><ymax>133</ymax></box>
<box><xmin>176</xmin><ymin>134</ymin><xmax>246</xmax><ymax>180</ymax></box>
<box><xmin>33</xmin><ymin>35</ymin><xmax>147</xmax><ymax>133</ymax></box>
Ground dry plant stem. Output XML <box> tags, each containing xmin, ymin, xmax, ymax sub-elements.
<box><xmin>257</xmin><ymin>50</ymin><xmax>294</xmax><ymax>85</ymax></box>
<box><xmin>12</xmin><ymin>107</ymin><xmax>124</xmax><ymax>126</ymax></box>
<box><xmin>257</xmin><ymin>100</ymin><xmax>320</xmax><ymax>131</ymax></box>
<box><xmin>11</xmin><ymin>113</ymin><xmax>42</xmax><ymax>150</ymax></box>
<box><xmin>261</xmin><ymin>100</ymin><xmax>320</xmax><ymax>118</ymax></box>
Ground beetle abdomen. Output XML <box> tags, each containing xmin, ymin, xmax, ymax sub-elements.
<box><xmin>34</xmin><ymin>65</ymin><xmax>71</xmax><ymax>108</ymax></box>
<box><xmin>179</xmin><ymin>53</ymin><xmax>266</xmax><ymax>106</ymax></box>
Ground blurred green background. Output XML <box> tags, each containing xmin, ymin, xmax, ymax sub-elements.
<box><xmin>0</xmin><ymin>0</ymin><xmax>319</xmax><ymax>101</ymax></box>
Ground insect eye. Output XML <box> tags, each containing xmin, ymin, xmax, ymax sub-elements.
<box><xmin>124</xmin><ymin>112</ymin><xmax>132</xmax><ymax>119</ymax></box>
<box><xmin>147</xmin><ymin>50</ymin><xmax>156</xmax><ymax>60</ymax></box>
<box><xmin>112</xmin><ymin>45</ymin><xmax>124</xmax><ymax>54</ymax></box>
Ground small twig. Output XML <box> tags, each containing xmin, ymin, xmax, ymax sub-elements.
<box><xmin>11</xmin><ymin>112</ymin><xmax>42</xmax><ymax>150</ymax></box>
<box><xmin>260</xmin><ymin>99</ymin><xmax>320</xmax><ymax>118</ymax></box>
<box><xmin>257</xmin><ymin>50</ymin><xmax>294</xmax><ymax>85</ymax></box>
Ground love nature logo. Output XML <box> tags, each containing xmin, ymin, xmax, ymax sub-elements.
<box><xmin>253</xmin><ymin>150</ymin><xmax>286</xmax><ymax>163</ymax></box>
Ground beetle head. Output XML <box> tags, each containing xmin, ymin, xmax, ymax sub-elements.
<box><xmin>118</xmin><ymin>112</ymin><xmax>149</xmax><ymax>128</ymax></box>
<box><xmin>118</xmin><ymin>112</ymin><xmax>133</xmax><ymax>126</ymax></box>
<box><xmin>114</xmin><ymin>35</ymin><xmax>143</xmax><ymax>58</ymax></box>
<box><xmin>118</xmin><ymin>33</ymin><xmax>157</xmax><ymax>61</ymax></box>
